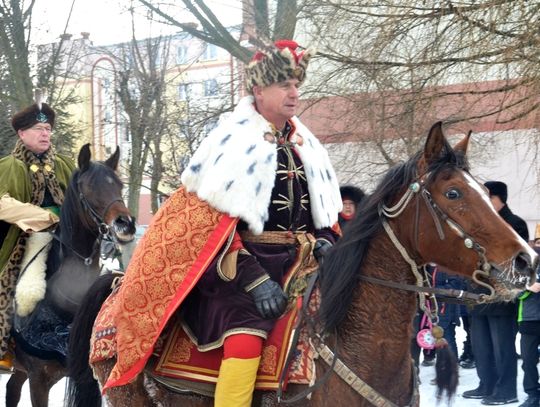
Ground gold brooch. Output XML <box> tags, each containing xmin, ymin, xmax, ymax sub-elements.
<box><xmin>29</xmin><ymin>164</ymin><xmax>39</xmax><ymax>173</ymax></box>
<box><xmin>44</xmin><ymin>164</ymin><xmax>52</xmax><ymax>172</ymax></box>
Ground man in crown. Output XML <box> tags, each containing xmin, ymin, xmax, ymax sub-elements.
<box><xmin>0</xmin><ymin>99</ymin><xmax>75</xmax><ymax>372</ymax></box>
<box><xmin>183</xmin><ymin>40</ymin><xmax>341</xmax><ymax>406</ymax></box>
<box><xmin>96</xmin><ymin>40</ymin><xmax>342</xmax><ymax>406</ymax></box>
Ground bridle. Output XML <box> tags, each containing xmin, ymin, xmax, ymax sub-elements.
<box><xmin>373</xmin><ymin>170</ymin><xmax>497</xmax><ymax>311</ymax></box>
<box><xmin>278</xmin><ymin>170</ymin><xmax>498</xmax><ymax>406</ymax></box>
<box><xmin>51</xmin><ymin>176</ymin><xmax>124</xmax><ymax>266</ymax></box>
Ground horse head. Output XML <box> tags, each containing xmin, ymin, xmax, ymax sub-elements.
<box><xmin>400</xmin><ymin>122</ymin><xmax>537</xmax><ymax>299</ymax></box>
<box><xmin>76</xmin><ymin>144</ymin><xmax>136</xmax><ymax>245</ymax></box>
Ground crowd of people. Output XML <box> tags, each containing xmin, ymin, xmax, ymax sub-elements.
<box><xmin>0</xmin><ymin>37</ymin><xmax>539</xmax><ymax>407</ymax></box>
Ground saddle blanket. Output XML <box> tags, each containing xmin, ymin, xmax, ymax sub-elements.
<box><xmin>152</xmin><ymin>303</ymin><xmax>313</xmax><ymax>390</ymax></box>
<box><xmin>91</xmin><ymin>291</ymin><xmax>321</xmax><ymax>391</ymax></box>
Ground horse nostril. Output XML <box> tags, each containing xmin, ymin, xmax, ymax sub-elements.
<box><xmin>515</xmin><ymin>251</ymin><xmax>533</xmax><ymax>274</ymax></box>
<box><xmin>114</xmin><ymin>215</ymin><xmax>137</xmax><ymax>233</ymax></box>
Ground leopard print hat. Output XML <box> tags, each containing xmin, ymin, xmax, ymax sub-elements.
<box><xmin>245</xmin><ymin>39</ymin><xmax>315</xmax><ymax>94</ymax></box>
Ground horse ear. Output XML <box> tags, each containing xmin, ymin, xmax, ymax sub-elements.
<box><xmin>78</xmin><ymin>143</ymin><xmax>92</xmax><ymax>172</ymax></box>
<box><xmin>417</xmin><ymin>122</ymin><xmax>445</xmax><ymax>175</ymax></box>
<box><xmin>453</xmin><ymin>130</ymin><xmax>471</xmax><ymax>154</ymax></box>
<box><xmin>104</xmin><ymin>146</ymin><xmax>120</xmax><ymax>171</ymax></box>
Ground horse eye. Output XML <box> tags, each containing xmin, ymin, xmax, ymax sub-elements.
<box><xmin>445</xmin><ymin>188</ymin><xmax>462</xmax><ymax>200</ymax></box>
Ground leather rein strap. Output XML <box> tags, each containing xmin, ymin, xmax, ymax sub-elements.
<box><xmin>358</xmin><ymin>274</ymin><xmax>484</xmax><ymax>305</ymax></box>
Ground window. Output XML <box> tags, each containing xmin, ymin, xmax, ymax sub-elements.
<box><xmin>176</xmin><ymin>45</ymin><xmax>188</xmax><ymax>64</ymax></box>
<box><xmin>202</xmin><ymin>44</ymin><xmax>217</xmax><ymax>61</ymax></box>
<box><xmin>177</xmin><ymin>83</ymin><xmax>192</xmax><ymax>101</ymax></box>
<box><xmin>203</xmin><ymin>79</ymin><xmax>218</xmax><ymax>97</ymax></box>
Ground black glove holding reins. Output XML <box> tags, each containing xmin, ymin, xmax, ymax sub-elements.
<box><xmin>248</xmin><ymin>277</ymin><xmax>287</xmax><ymax>319</ymax></box>
<box><xmin>314</xmin><ymin>238</ymin><xmax>332</xmax><ymax>264</ymax></box>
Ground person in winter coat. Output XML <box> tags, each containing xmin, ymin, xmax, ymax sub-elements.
<box><xmin>0</xmin><ymin>98</ymin><xmax>75</xmax><ymax>372</ymax></box>
<box><xmin>463</xmin><ymin>181</ymin><xmax>529</xmax><ymax>405</ymax></box>
<box><xmin>338</xmin><ymin>185</ymin><xmax>365</xmax><ymax>230</ymax></box>
<box><xmin>516</xmin><ymin>228</ymin><xmax>540</xmax><ymax>407</ymax></box>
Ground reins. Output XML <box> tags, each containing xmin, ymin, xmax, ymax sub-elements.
<box><xmin>277</xmin><ymin>272</ymin><xmax>420</xmax><ymax>407</ymax></box>
<box><xmin>51</xmin><ymin>178</ymin><xmax>123</xmax><ymax>266</ymax></box>
<box><xmin>277</xmin><ymin>171</ymin><xmax>497</xmax><ymax>406</ymax></box>
<box><xmin>358</xmin><ymin>274</ymin><xmax>486</xmax><ymax>305</ymax></box>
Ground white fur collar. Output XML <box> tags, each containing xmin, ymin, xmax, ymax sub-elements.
<box><xmin>181</xmin><ymin>96</ymin><xmax>342</xmax><ymax>234</ymax></box>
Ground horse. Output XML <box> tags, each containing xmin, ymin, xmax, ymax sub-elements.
<box><xmin>5</xmin><ymin>144</ymin><xmax>136</xmax><ymax>407</ymax></box>
<box><xmin>66</xmin><ymin>123</ymin><xmax>537</xmax><ymax>406</ymax></box>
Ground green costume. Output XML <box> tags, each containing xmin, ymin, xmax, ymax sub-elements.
<box><xmin>0</xmin><ymin>139</ymin><xmax>74</xmax><ymax>356</ymax></box>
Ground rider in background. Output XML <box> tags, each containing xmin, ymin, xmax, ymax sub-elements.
<box><xmin>0</xmin><ymin>97</ymin><xmax>75</xmax><ymax>372</ymax></box>
<box><xmin>180</xmin><ymin>39</ymin><xmax>342</xmax><ymax>406</ymax></box>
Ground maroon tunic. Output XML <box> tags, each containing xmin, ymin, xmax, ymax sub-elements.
<box><xmin>182</xmin><ymin>122</ymin><xmax>338</xmax><ymax>350</ymax></box>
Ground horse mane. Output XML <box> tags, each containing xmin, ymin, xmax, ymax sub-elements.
<box><xmin>58</xmin><ymin>169</ymin><xmax>83</xmax><ymax>244</ymax></box>
<box><xmin>319</xmin><ymin>137</ymin><xmax>469</xmax><ymax>333</ymax></box>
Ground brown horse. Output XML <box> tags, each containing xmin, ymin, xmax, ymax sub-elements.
<box><xmin>66</xmin><ymin>123</ymin><xmax>537</xmax><ymax>406</ymax></box>
<box><xmin>6</xmin><ymin>144</ymin><xmax>136</xmax><ymax>407</ymax></box>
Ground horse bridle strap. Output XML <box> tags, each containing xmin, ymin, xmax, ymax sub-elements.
<box><xmin>313</xmin><ymin>341</ymin><xmax>419</xmax><ymax>407</ymax></box>
<box><xmin>358</xmin><ymin>274</ymin><xmax>484</xmax><ymax>304</ymax></box>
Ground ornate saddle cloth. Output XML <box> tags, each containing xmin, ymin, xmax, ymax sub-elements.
<box><xmin>91</xmin><ymin>286</ymin><xmax>320</xmax><ymax>394</ymax></box>
<box><xmin>150</xmin><ymin>298</ymin><xmax>315</xmax><ymax>392</ymax></box>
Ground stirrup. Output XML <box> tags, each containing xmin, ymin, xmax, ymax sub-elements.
<box><xmin>0</xmin><ymin>361</ymin><xmax>14</xmax><ymax>374</ymax></box>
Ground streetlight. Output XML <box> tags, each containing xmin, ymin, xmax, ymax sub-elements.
<box><xmin>90</xmin><ymin>56</ymin><xmax>118</xmax><ymax>160</ymax></box>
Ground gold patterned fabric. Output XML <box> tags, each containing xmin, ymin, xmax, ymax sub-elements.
<box><xmin>90</xmin><ymin>187</ymin><xmax>238</xmax><ymax>390</ymax></box>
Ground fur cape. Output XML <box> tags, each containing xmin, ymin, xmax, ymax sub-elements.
<box><xmin>181</xmin><ymin>96</ymin><xmax>342</xmax><ymax>234</ymax></box>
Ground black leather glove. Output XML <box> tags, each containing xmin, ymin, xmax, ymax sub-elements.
<box><xmin>314</xmin><ymin>239</ymin><xmax>332</xmax><ymax>263</ymax></box>
<box><xmin>248</xmin><ymin>278</ymin><xmax>288</xmax><ymax>319</ymax></box>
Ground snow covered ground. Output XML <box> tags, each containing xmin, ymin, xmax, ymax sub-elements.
<box><xmin>0</xmin><ymin>325</ymin><xmax>528</xmax><ymax>406</ymax></box>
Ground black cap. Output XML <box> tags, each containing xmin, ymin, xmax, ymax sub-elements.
<box><xmin>340</xmin><ymin>185</ymin><xmax>365</xmax><ymax>204</ymax></box>
<box><xmin>484</xmin><ymin>181</ymin><xmax>508</xmax><ymax>204</ymax></box>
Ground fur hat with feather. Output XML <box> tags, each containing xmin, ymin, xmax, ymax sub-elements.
<box><xmin>11</xmin><ymin>88</ymin><xmax>55</xmax><ymax>132</ymax></box>
<box><xmin>245</xmin><ymin>40</ymin><xmax>315</xmax><ymax>94</ymax></box>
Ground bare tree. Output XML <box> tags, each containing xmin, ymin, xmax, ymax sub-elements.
<box><xmin>136</xmin><ymin>0</ymin><xmax>300</xmax><ymax>61</ymax></box>
<box><xmin>129</xmin><ymin>0</ymin><xmax>540</xmax><ymax>199</ymax></box>
<box><xmin>109</xmin><ymin>34</ymin><xmax>172</xmax><ymax>217</ymax></box>
<box><xmin>302</xmin><ymin>1</ymin><xmax>540</xmax><ymax>124</ymax></box>
<box><xmin>0</xmin><ymin>0</ymin><xmax>84</xmax><ymax>156</ymax></box>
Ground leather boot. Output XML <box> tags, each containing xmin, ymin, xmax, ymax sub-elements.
<box><xmin>214</xmin><ymin>356</ymin><xmax>260</xmax><ymax>407</ymax></box>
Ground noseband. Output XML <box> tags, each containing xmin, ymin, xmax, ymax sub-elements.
<box><xmin>50</xmin><ymin>177</ymin><xmax>125</xmax><ymax>266</ymax></box>
<box><xmin>78</xmin><ymin>188</ymin><xmax>124</xmax><ymax>237</ymax></box>
<box><xmin>373</xmin><ymin>172</ymin><xmax>497</xmax><ymax>310</ymax></box>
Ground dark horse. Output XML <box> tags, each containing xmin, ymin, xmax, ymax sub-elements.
<box><xmin>6</xmin><ymin>144</ymin><xmax>136</xmax><ymax>407</ymax></box>
<box><xmin>67</xmin><ymin>123</ymin><xmax>537</xmax><ymax>406</ymax></box>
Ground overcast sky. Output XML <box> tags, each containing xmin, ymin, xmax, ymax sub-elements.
<box><xmin>31</xmin><ymin>0</ymin><xmax>242</xmax><ymax>46</ymax></box>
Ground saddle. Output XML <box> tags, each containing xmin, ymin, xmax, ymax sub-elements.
<box><xmin>147</xmin><ymin>299</ymin><xmax>315</xmax><ymax>396</ymax></box>
<box><xmin>93</xmin><ymin>268</ymin><xmax>322</xmax><ymax>397</ymax></box>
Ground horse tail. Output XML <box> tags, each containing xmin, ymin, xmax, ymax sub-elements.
<box><xmin>434</xmin><ymin>346</ymin><xmax>458</xmax><ymax>403</ymax></box>
<box><xmin>66</xmin><ymin>273</ymin><xmax>118</xmax><ymax>407</ymax></box>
